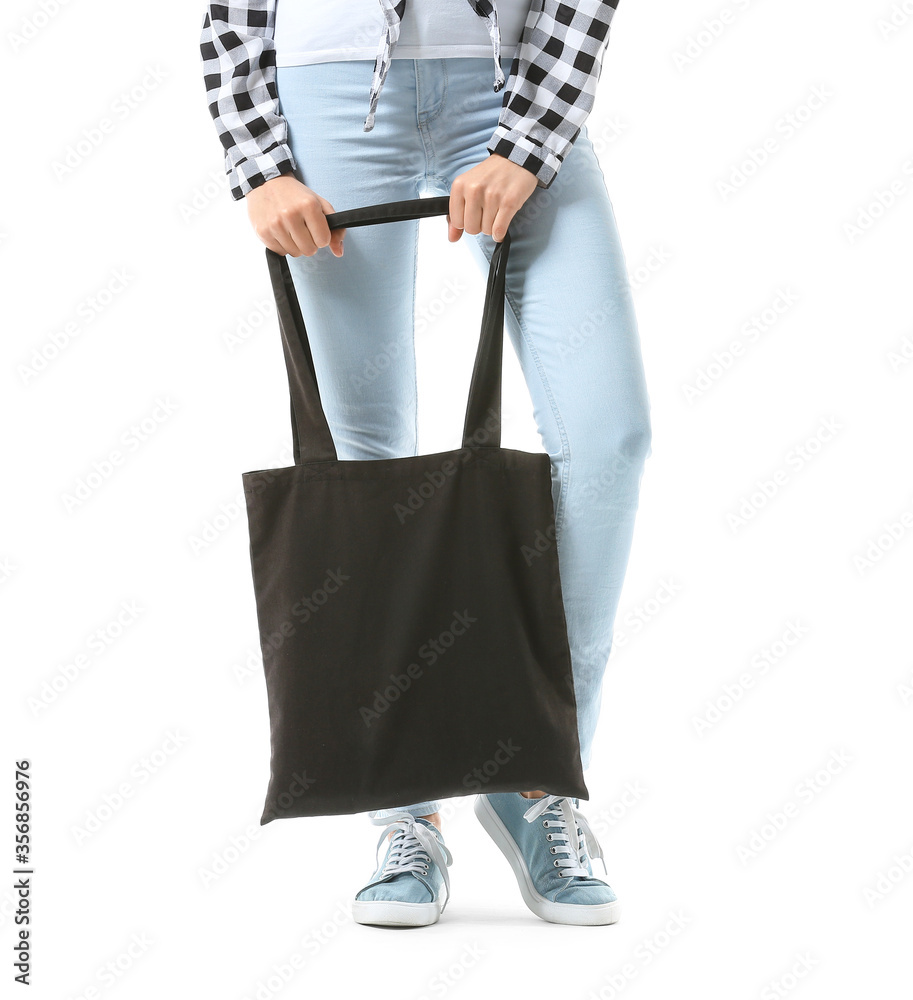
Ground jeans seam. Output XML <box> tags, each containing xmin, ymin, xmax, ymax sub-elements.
<box><xmin>415</xmin><ymin>58</ymin><xmax>449</xmax><ymax>126</ymax></box>
<box><xmin>415</xmin><ymin>60</ymin><xmax>448</xmax><ymax>183</ymax></box>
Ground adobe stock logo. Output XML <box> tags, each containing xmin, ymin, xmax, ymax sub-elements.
<box><xmin>359</xmin><ymin>610</ymin><xmax>477</xmax><ymax>726</ymax></box>
<box><xmin>392</xmin><ymin>408</ymin><xmax>500</xmax><ymax>524</ymax></box>
<box><xmin>259</xmin><ymin>568</ymin><xmax>351</xmax><ymax>661</ymax></box>
<box><xmin>261</xmin><ymin>771</ymin><xmax>318</xmax><ymax>824</ymax></box>
<box><xmin>462</xmin><ymin>739</ymin><xmax>522</xmax><ymax>792</ymax></box>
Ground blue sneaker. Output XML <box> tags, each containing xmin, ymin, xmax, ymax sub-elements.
<box><xmin>474</xmin><ymin>792</ymin><xmax>620</xmax><ymax>925</ymax></box>
<box><xmin>352</xmin><ymin>813</ymin><xmax>453</xmax><ymax>927</ymax></box>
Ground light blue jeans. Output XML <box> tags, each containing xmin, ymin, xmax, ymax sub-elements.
<box><xmin>274</xmin><ymin>56</ymin><xmax>652</xmax><ymax>820</ymax></box>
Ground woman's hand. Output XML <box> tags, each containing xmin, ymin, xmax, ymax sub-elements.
<box><xmin>246</xmin><ymin>174</ymin><xmax>346</xmax><ymax>258</ymax></box>
<box><xmin>447</xmin><ymin>153</ymin><xmax>539</xmax><ymax>244</ymax></box>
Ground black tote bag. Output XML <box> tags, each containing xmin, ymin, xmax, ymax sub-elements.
<box><xmin>243</xmin><ymin>196</ymin><xmax>589</xmax><ymax>823</ymax></box>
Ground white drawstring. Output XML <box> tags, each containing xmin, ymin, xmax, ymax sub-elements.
<box><xmin>366</xmin><ymin>0</ymin><xmax>504</xmax><ymax>132</ymax></box>
<box><xmin>365</xmin><ymin>0</ymin><xmax>404</xmax><ymax>132</ymax></box>
<box><xmin>467</xmin><ymin>0</ymin><xmax>506</xmax><ymax>92</ymax></box>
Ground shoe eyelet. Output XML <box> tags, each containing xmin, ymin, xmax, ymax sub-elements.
<box><xmin>546</xmin><ymin>833</ymin><xmax>552</xmax><ymax>841</ymax></box>
<box><xmin>550</xmin><ymin>847</ymin><xmax>556</xmax><ymax>854</ymax></box>
<box><xmin>553</xmin><ymin>860</ymin><xmax>560</xmax><ymax>867</ymax></box>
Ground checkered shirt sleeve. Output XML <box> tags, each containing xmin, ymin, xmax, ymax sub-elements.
<box><xmin>487</xmin><ymin>0</ymin><xmax>619</xmax><ymax>190</ymax></box>
<box><xmin>199</xmin><ymin>0</ymin><xmax>298</xmax><ymax>201</ymax></box>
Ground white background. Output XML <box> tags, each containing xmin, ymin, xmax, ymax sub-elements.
<box><xmin>2</xmin><ymin>0</ymin><xmax>912</xmax><ymax>997</ymax></box>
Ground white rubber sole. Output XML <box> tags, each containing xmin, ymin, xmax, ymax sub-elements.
<box><xmin>473</xmin><ymin>794</ymin><xmax>621</xmax><ymax>926</ymax></box>
<box><xmin>352</xmin><ymin>898</ymin><xmax>443</xmax><ymax>927</ymax></box>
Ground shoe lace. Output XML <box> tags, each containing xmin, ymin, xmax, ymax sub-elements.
<box><xmin>368</xmin><ymin>812</ymin><xmax>453</xmax><ymax>911</ymax></box>
<box><xmin>520</xmin><ymin>795</ymin><xmax>609</xmax><ymax>880</ymax></box>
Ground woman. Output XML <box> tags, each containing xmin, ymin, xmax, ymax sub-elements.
<box><xmin>199</xmin><ymin>0</ymin><xmax>651</xmax><ymax>929</ymax></box>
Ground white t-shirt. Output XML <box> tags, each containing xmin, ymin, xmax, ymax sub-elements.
<box><xmin>274</xmin><ymin>0</ymin><xmax>533</xmax><ymax>67</ymax></box>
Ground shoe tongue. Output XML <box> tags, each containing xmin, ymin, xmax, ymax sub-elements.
<box><xmin>381</xmin><ymin>818</ymin><xmax>439</xmax><ymax>873</ymax></box>
<box><xmin>390</xmin><ymin>816</ymin><xmax>440</xmax><ymax>851</ymax></box>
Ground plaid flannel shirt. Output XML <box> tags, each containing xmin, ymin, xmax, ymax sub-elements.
<box><xmin>199</xmin><ymin>0</ymin><xmax>619</xmax><ymax>201</ymax></box>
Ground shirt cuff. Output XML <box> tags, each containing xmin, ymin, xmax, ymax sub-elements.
<box><xmin>487</xmin><ymin>127</ymin><xmax>563</xmax><ymax>190</ymax></box>
<box><xmin>227</xmin><ymin>144</ymin><xmax>299</xmax><ymax>202</ymax></box>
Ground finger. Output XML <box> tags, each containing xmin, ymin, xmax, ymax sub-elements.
<box><xmin>314</xmin><ymin>198</ymin><xmax>345</xmax><ymax>256</ymax></box>
<box><xmin>259</xmin><ymin>232</ymin><xmax>293</xmax><ymax>256</ymax></box>
<box><xmin>447</xmin><ymin>215</ymin><xmax>462</xmax><ymax>242</ymax></box>
<box><xmin>462</xmin><ymin>202</ymin><xmax>483</xmax><ymax>237</ymax></box>
<box><xmin>490</xmin><ymin>204</ymin><xmax>514</xmax><ymax>244</ymax></box>
<box><xmin>285</xmin><ymin>203</ymin><xmax>328</xmax><ymax>257</ymax></box>
<box><xmin>448</xmin><ymin>189</ymin><xmax>466</xmax><ymax>241</ymax></box>
<box><xmin>461</xmin><ymin>186</ymin><xmax>485</xmax><ymax>236</ymax></box>
<box><xmin>277</xmin><ymin>219</ymin><xmax>317</xmax><ymax>258</ymax></box>
<box><xmin>481</xmin><ymin>199</ymin><xmax>502</xmax><ymax>241</ymax></box>
<box><xmin>280</xmin><ymin>219</ymin><xmax>310</xmax><ymax>257</ymax></box>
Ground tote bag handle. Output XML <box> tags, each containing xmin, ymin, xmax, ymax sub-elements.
<box><xmin>264</xmin><ymin>196</ymin><xmax>512</xmax><ymax>465</ymax></box>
